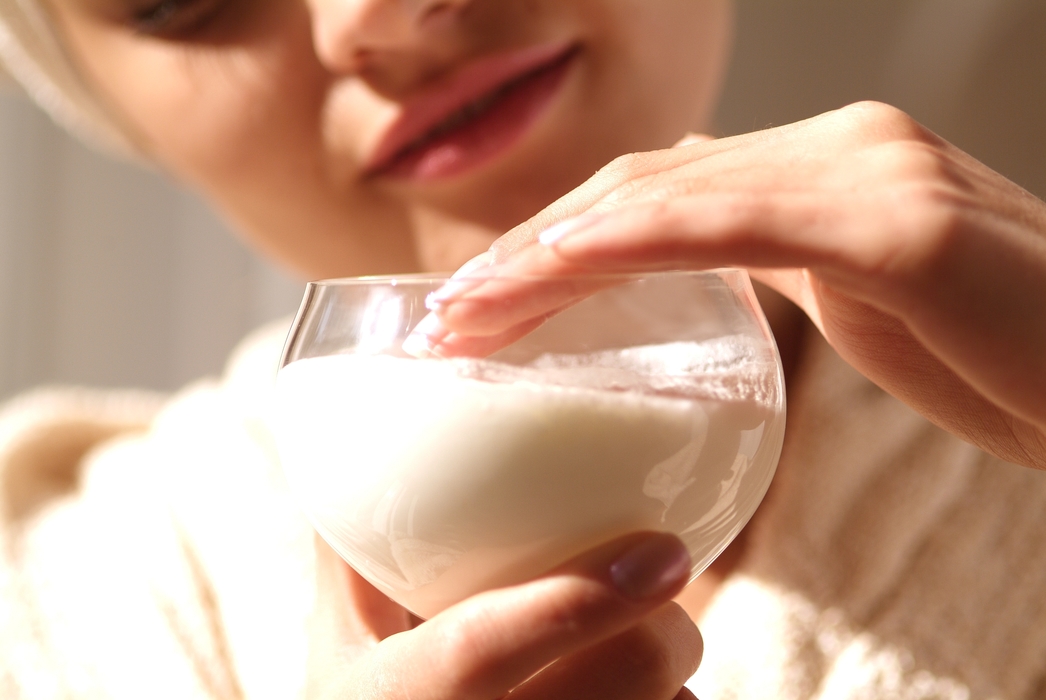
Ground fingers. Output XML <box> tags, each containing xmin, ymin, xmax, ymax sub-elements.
<box><xmin>532</xmin><ymin>192</ymin><xmax>1046</xmax><ymax>435</ymax></box>
<box><xmin>404</xmin><ymin>273</ymin><xmax>617</xmax><ymax>360</ymax></box>
<box><xmin>515</xmin><ymin>192</ymin><xmax>1046</xmax><ymax>467</ymax></box>
<box><xmin>411</xmin><ymin>187</ymin><xmax>868</xmax><ymax>356</ymax></box>
<box><xmin>428</xmin><ymin>190</ymin><xmax>893</xmax><ymax>341</ymax></box>
<box><xmin>403</xmin><ymin>312</ymin><xmax>550</xmax><ymax>358</ymax></box>
<box><xmin>508</xmin><ymin>602</ymin><xmax>702</xmax><ymax>700</ymax></box>
<box><xmin>322</xmin><ymin>532</ymin><xmax>695</xmax><ymax>700</ymax></box>
<box><xmin>483</xmin><ymin>105</ymin><xmax>875</xmax><ymax>265</ymax></box>
<box><xmin>418</xmin><ymin>187</ymin><xmax>1046</xmax><ymax>467</ymax></box>
<box><xmin>529</xmin><ymin>192</ymin><xmax>906</xmax><ymax>292</ymax></box>
<box><xmin>486</xmin><ymin>134</ymin><xmax>728</xmax><ymax>264</ymax></box>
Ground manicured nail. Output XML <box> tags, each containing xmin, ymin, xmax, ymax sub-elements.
<box><xmin>453</xmin><ymin>252</ymin><xmax>494</xmax><ymax>277</ymax></box>
<box><xmin>609</xmin><ymin>534</ymin><xmax>690</xmax><ymax>601</ymax></box>
<box><xmin>401</xmin><ymin>313</ymin><xmax>449</xmax><ymax>358</ymax></box>
<box><xmin>425</xmin><ymin>277</ymin><xmax>486</xmax><ymax>310</ymax></box>
<box><xmin>538</xmin><ymin>213</ymin><xmax>604</xmax><ymax>246</ymax></box>
<box><xmin>425</xmin><ymin>253</ymin><xmax>496</xmax><ymax>310</ymax></box>
<box><xmin>673</xmin><ymin>132</ymin><xmax>714</xmax><ymax>148</ymax></box>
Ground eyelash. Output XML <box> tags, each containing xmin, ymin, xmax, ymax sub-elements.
<box><xmin>132</xmin><ymin>0</ymin><xmax>223</xmax><ymax>37</ymax></box>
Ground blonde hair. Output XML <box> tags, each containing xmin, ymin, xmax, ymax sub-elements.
<box><xmin>0</xmin><ymin>0</ymin><xmax>134</xmax><ymax>154</ymax></box>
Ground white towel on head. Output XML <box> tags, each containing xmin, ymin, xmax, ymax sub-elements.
<box><xmin>0</xmin><ymin>0</ymin><xmax>135</xmax><ymax>155</ymax></box>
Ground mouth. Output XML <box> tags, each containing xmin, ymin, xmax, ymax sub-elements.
<box><xmin>364</xmin><ymin>41</ymin><xmax>581</xmax><ymax>182</ymax></box>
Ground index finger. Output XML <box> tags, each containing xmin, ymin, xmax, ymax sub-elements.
<box><xmin>488</xmin><ymin>134</ymin><xmax>721</xmax><ymax>263</ymax></box>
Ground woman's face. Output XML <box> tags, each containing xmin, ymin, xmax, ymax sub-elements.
<box><xmin>47</xmin><ymin>0</ymin><xmax>732</xmax><ymax>277</ymax></box>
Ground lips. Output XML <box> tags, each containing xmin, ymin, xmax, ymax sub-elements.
<box><xmin>364</xmin><ymin>41</ymin><xmax>580</xmax><ymax>181</ymax></box>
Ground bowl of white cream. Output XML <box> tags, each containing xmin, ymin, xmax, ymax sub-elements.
<box><xmin>274</xmin><ymin>271</ymin><xmax>785</xmax><ymax>619</ymax></box>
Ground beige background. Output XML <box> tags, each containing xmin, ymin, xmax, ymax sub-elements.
<box><xmin>0</xmin><ymin>0</ymin><xmax>1044</xmax><ymax>400</ymax></box>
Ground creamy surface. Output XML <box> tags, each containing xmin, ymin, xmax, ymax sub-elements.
<box><xmin>276</xmin><ymin>346</ymin><xmax>783</xmax><ymax>618</ymax></box>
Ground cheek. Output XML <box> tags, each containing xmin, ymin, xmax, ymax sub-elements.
<box><xmin>67</xmin><ymin>6</ymin><xmax>333</xmax><ymax>190</ymax></box>
<box><xmin>586</xmin><ymin>0</ymin><xmax>732</xmax><ymax>134</ymax></box>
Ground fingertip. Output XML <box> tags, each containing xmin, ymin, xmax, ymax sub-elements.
<box><xmin>425</xmin><ymin>276</ymin><xmax>487</xmax><ymax>311</ymax></box>
<box><xmin>548</xmin><ymin>531</ymin><xmax>692</xmax><ymax>605</ymax></box>
<box><xmin>450</xmin><ymin>251</ymin><xmax>494</xmax><ymax>278</ymax></box>
<box><xmin>402</xmin><ymin>312</ymin><xmax>449</xmax><ymax>358</ymax></box>
<box><xmin>538</xmin><ymin>212</ymin><xmax>604</xmax><ymax>247</ymax></box>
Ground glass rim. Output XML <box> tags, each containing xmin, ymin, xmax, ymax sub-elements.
<box><xmin>306</xmin><ymin>267</ymin><xmax>744</xmax><ymax>287</ymax></box>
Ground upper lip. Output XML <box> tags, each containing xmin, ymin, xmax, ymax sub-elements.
<box><xmin>363</xmin><ymin>41</ymin><xmax>578</xmax><ymax>176</ymax></box>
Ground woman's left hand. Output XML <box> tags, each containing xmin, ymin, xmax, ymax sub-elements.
<box><xmin>415</xmin><ymin>102</ymin><xmax>1046</xmax><ymax>470</ymax></box>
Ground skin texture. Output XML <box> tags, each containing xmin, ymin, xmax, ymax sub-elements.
<box><xmin>426</xmin><ymin>106</ymin><xmax>1046</xmax><ymax>471</ymax></box>
<box><xmin>35</xmin><ymin>0</ymin><xmax>1046</xmax><ymax>696</ymax></box>
<box><xmin>41</xmin><ymin>0</ymin><xmax>730</xmax><ymax>696</ymax></box>
<box><xmin>45</xmin><ymin>0</ymin><xmax>732</xmax><ymax>277</ymax></box>
<box><xmin>307</xmin><ymin>531</ymin><xmax>702</xmax><ymax>700</ymax></box>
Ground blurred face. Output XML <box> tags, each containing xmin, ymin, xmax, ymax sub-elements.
<box><xmin>46</xmin><ymin>0</ymin><xmax>732</xmax><ymax>277</ymax></box>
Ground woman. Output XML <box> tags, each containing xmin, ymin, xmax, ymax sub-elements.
<box><xmin>1</xmin><ymin>1</ymin><xmax>1044</xmax><ymax>698</ymax></box>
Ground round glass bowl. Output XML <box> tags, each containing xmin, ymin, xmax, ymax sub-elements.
<box><xmin>275</xmin><ymin>269</ymin><xmax>785</xmax><ymax>619</ymax></box>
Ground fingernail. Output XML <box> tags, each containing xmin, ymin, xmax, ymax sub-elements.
<box><xmin>425</xmin><ymin>277</ymin><xmax>486</xmax><ymax>310</ymax></box>
<box><xmin>538</xmin><ymin>213</ymin><xmax>604</xmax><ymax>247</ymax></box>
<box><xmin>609</xmin><ymin>535</ymin><xmax>690</xmax><ymax>601</ymax></box>
<box><xmin>402</xmin><ymin>313</ymin><xmax>449</xmax><ymax>358</ymax></box>
<box><xmin>673</xmin><ymin>132</ymin><xmax>714</xmax><ymax>148</ymax></box>
<box><xmin>452</xmin><ymin>252</ymin><xmax>494</xmax><ymax>278</ymax></box>
<box><xmin>425</xmin><ymin>253</ymin><xmax>496</xmax><ymax>310</ymax></box>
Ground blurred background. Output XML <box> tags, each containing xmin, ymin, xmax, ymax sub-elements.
<box><xmin>0</xmin><ymin>0</ymin><xmax>1044</xmax><ymax>401</ymax></box>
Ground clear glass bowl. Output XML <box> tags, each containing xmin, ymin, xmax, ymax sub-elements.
<box><xmin>275</xmin><ymin>269</ymin><xmax>785</xmax><ymax>619</ymax></box>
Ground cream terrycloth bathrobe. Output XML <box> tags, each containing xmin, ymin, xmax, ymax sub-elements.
<box><xmin>2</xmin><ymin>321</ymin><xmax>1046</xmax><ymax>700</ymax></box>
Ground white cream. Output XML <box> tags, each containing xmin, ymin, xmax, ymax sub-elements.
<box><xmin>275</xmin><ymin>347</ymin><xmax>783</xmax><ymax>618</ymax></box>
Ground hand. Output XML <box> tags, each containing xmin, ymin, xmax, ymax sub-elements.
<box><xmin>418</xmin><ymin>102</ymin><xmax>1046</xmax><ymax>470</ymax></box>
<box><xmin>305</xmin><ymin>531</ymin><xmax>702</xmax><ymax>699</ymax></box>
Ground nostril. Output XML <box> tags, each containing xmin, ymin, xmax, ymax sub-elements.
<box><xmin>311</xmin><ymin>1</ymin><xmax>391</xmax><ymax>74</ymax></box>
<box><xmin>350</xmin><ymin>47</ymin><xmax>377</xmax><ymax>73</ymax></box>
<box><xmin>313</xmin><ymin>0</ymin><xmax>472</xmax><ymax>73</ymax></box>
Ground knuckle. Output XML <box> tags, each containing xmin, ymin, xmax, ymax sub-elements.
<box><xmin>852</xmin><ymin>143</ymin><xmax>976</xmax><ymax>281</ymax></box>
<box><xmin>593</xmin><ymin>158</ymin><xmax>643</xmax><ymax>202</ymax></box>
<box><xmin>833</xmin><ymin>101</ymin><xmax>934</xmax><ymax>145</ymax></box>
<box><xmin>867</xmin><ymin>140</ymin><xmax>969</xmax><ymax>190</ymax></box>
<box><xmin>431</xmin><ymin>608</ymin><xmax>496</xmax><ymax>691</ymax></box>
<box><xmin>427</xmin><ymin>580</ymin><xmax>608</xmax><ymax>693</ymax></box>
<box><xmin>612</xmin><ymin>605</ymin><xmax>700</xmax><ymax>690</ymax></box>
<box><xmin>591</xmin><ymin>147</ymin><xmax>707</xmax><ymax>209</ymax></box>
<box><xmin>536</xmin><ymin>580</ymin><xmax>613</xmax><ymax>638</ymax></box>
<box><xmin>597</xmin><ymin>151</ymin><xmax>648</xmax><ymax>182</ymax></box>
<box><xmin>617</xmin><ymin>624</ymin><xmax>680</xmax><ymax>688</ymax></box>
<box><xmin>877</xmin><ymin>181</ymin><xmax>969</xmax><ymax>279</ymax></box>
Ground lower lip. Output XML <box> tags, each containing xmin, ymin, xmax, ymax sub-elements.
<box><xmin>376</xmin><ymin>49</ymin><xmax>578</xmax><ymax>182</ymax></box>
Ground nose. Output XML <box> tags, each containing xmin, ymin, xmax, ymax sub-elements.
<box><xmin>310</xmin><ymin>0</ymin><xmax>472</xmax><ymax>73</ymax></box>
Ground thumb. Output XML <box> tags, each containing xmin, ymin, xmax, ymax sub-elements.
<box><xmin>323</xmin><ymin>532</ymin><xmax>698</xmax><ymax>699</ymax></box>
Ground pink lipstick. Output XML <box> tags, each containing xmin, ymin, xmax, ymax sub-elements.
<box><xmin>365</xmin><ymin>41</ymin><xmax>580</xmax><ymax>181</ymax></box>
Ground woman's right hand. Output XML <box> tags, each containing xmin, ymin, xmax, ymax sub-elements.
<box><xmin>305</xmin><ymin>531</ymin><xmax>702</xmax><ymax>699</ymax></box>
<box><xmin>416</xmin><ymin>103</ymin><xmax>1046</xmax><ymax>471</ymax></box>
